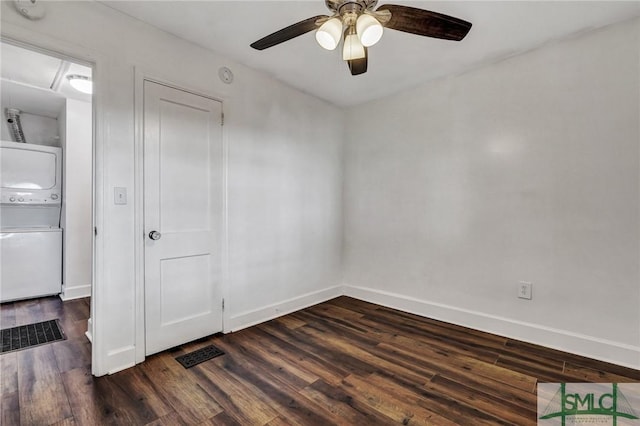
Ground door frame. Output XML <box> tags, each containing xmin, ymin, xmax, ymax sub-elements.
<box><xmin>0</xmin><ymin>27</ymin><xmax>105</xmax><ymax>374</ymax></box>
<box><xmin>133</xmin><ymin>68</ymin><xmax>229</xmax><ymax>363</ymax></box>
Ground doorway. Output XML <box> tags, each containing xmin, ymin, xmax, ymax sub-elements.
<box><xmin>0</xmin><ymin>41</ymin><xmax>94</xmax><ymax>357</ymax></box>
<box><xmin>142</xmin><ymin>80</ymin><xmax>224</xmax><ymax>355</ymax></box>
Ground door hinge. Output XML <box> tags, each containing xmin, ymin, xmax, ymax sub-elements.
<box><xmin>222</xmin><ymin>299</ymin><xmax>225</xmax><ymax>310</ymax></box>
<box><xmin>94</xmin><ymin>227</ymin><xmax>97</xmax><ymax>236</ymax></box>
<box><xmin>221</xmin><ymin>112</ymin><xmax>225</xmax><ymax>126</ymax></box>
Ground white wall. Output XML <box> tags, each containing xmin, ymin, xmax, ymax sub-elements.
<box><xmin>0</xmin><ymin>1</ymin><xmax>343</xmax><ymax>375</ymax></box>
<box><xmin>344</xmin><ymin>18</ymin><xmax>640</xmax><ymax>368</ymax></box>
<box><xmin>60</xmin><ymin>98</ymin><xmax>92</xmax><ymax>300</ymax></box>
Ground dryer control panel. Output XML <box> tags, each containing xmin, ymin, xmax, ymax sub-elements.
<box><xmin>1</xmin><ymin>192</ymin><xmax>61</xmax><ymax>205</ymax></box>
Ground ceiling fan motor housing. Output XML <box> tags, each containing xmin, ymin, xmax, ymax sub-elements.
<box><xmin>326</xmin><ymin>0</ymin><xmax>378</xmax><ymax>15</ymax></box>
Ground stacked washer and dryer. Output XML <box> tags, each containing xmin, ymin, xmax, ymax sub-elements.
<box><xmin>0</xmin><ymin>140</ymin><xmax>63</xmax><ymax>302</ymax></box>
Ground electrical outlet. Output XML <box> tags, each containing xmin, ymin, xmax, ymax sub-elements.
<box><xmin>518</xmin><ymin>282</ymin><xmax>532</xmax><ymax>300</ymax></box>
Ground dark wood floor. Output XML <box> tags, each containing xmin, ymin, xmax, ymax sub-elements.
<box><xmin>1</xmin><ymin>296</ymin><xmax>638</xmax><ymax>425</ymax></box>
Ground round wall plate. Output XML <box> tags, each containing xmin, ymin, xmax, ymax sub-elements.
<box><xmin>14</xmin><ymin>0</ymin><xmax>46</xmax><ymax>20</ymax></box>
<box><xmin>218</xmin><ymin>67</ymin><xmax>234</xmax><ymax>84</ymax></box>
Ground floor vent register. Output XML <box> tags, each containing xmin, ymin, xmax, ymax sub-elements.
<box><xmin>1</xmin><ymin>319</ymin><xmax>65</xmax><ymax>353</ymax></box>
<box><xmin>175</xmin><ymin>344</ymin><xmax>225</xmax><ymax>368</ymax></box>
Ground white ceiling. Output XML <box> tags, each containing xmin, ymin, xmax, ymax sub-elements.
<box><xmin>104</xmin><ymin>1</ymin><xmax>638</xmax><ymax>106</ymax></box>
<box><xmin>1</xmin><ymin>42</ymin><xmax>92</xmax><ymax>118</ymax></box>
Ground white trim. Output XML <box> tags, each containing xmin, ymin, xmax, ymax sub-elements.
<box><xmin>60</xmin><ymin>284</ymin><xmax>91</xmax><ymax>301</ymax></box>
<box><xmin>106</xmin><ymin>345</ymin><xmax>136</xmax><ymax>375</ymax></box>
<box><xmin>343</xmin><ymin>284</ymin><xmax>640</xmax><ymax>370</ymax></box>
<box><xmin>133</xmin><ymin>67</ymin><xmax>146</xmax><ymax>364</ymax></box>
<box><xmin>226</xmin><ymin>286</ymin><xmax>343</xmax><ymax>332</ymax></box>
<box><xmin>220</xmin><ymin>100</ymin><xmax>230</xmax><ymax>338</ymax></box>
<box><xmin>85</xmin><ymin>318</ymin><xmax>93</xmax><ymax>343</ymax></box>
<box><xmin>133</xmin><ymin>69</ymin><xmax>228</xmax><ymax>365</ymax></box>
<box><xmin>91</xmin><ymin>55</ymin><xmax>107</xmax><ymax>376</ymax></box>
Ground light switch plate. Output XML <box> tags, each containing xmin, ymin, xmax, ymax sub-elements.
<box><xmin>114</xmin><ymin>187</ymin><xmax>127</xmax><ymax>205</ymax></box>
<box><xmin>518</xmin><ymin>281</ymin><xmax>532</xmax><ymax>300</ymax></box>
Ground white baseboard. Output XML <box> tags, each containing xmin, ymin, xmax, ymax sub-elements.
<box><xmin>85</xmin><ymin>318</ymin><xmax>93</xmax><ymax>343</ymax></box>
<box><xmin>105</xmin><ymin>345</ymin><xmax>136</xmax><ymax>375</ymax></box>
<box><xmin>226</xmin><ymin>285</ymin><xmax>343</xmax><ymax>332</ymax></box>
<box><xmin>59</xmin><ymin>283</ymin><xmax>91</xmax><ymax>301</ymax></box>
<box><xmin>343</xmin><ymin>284</ymin><xmax>640</xmax><ymax>370</ymax></box>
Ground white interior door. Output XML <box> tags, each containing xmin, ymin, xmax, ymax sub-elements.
<box><xmin>144</xmin><ymin>80</ymin><xmax>223</xmax><ymax>356</ymax></box>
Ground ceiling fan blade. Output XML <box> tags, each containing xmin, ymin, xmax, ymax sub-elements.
<box><xmin>250</xmin><ymin>15</ymin><xmax>329</xmax><ymax>50</ymax></box>
<box><xmin>347</xmin><ymin>48</ymin><xmax>368</xmax><ymax>76</ymax></box>
<box><xmin>376</xmin><ymin>4</ymin><xmax>471</xmax><ymax>41</ymax></box>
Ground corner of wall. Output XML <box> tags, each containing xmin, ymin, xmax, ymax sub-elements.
<box><xmin>226</xmin><ymin>285</ymin><xmax>343</xmax><ymax>333</ymax></box>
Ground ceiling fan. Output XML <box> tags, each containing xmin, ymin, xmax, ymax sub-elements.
<box><xmin>250</xmin><ymin>0</ymin><xmax>472</xmax><ymax>76</ymax></box>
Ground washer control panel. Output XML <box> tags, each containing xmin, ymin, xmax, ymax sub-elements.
<box><xmin>1</xmin><ymin>192</ymin><xmax>61</xmax><ymax>205</ymax></box>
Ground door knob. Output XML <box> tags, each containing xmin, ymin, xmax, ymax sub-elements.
<box><xmin>149</xmin><ymin>231</ymin><xmax>162</xmax><ymax>240</ymax></box>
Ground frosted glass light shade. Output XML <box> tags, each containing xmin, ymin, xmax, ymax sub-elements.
<box><xmin>342</xmin><ymin>32</ymin><xmax>366</xmax><ymax>61</ymax></box>
<box><xmin>67</xmin><ymin>75</ymin><xmax>93</xmax><ymax>94</ymax></box>
<box><xmin>316</xmin><ymin>18</ymin><xmax>342</xmax><ymax>50</ymax></box>
<box><xmin>356</xmin><ymin>14</ymin><xmax>383</xmax><ymax>47</ymax></box>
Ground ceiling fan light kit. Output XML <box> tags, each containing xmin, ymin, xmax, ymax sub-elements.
<box><xmin>343</xmin><ymin>27</ymin><xmax>366</xmax><ymax>60</ymax></box>
<box><xmin>356</xmin><ymin>13</ymin><xmax>383</xmax><ymax>47</ymax></box>
<box><xmin>316</xmin><ymin>17</ymin><xmax>343</xmax><ymax>50</ymax></box>
<box><xmin>251</xmin><ymin>0</ymin><xmax>472</xmax><ymax>76</ymax></box>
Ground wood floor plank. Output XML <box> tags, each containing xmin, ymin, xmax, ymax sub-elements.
<box><xmin>258</xmin><ymin>321</ymin><xmax>376</xmax><ymax>378</ymax></box>
<box><xmin>264</xmin><ymin>416</ymin><xmax>298</xmax><ymax>426</ymax></box>
<box><xmin>495</xmin><ymin>354</ymin><xmax>575</xmax><ymax>383</ymax></box>
<box><xmin>143</xmin><ymin>411</ymin><xmax>189</xmax><ymax>426</ymax></box>
<box><xmin>342</xmin><ymin>373</ymin><xmax>458</xmax><ymax>425</ymax></box>
<box><xmin>295</xmin><ymin>324</ymin><xmax>435</xmax><ymax>386</ymax></box>
<box><xmin>202</xmin><ymin>343</ymin><xmax>336</xmax><ymax>426</ymax></box>
<box><xmin>52</xmin><ymin>338</ymin><xmax>92</xmax><ymax>373</ymax></box>
<box><xmin>1</xmin><ymin>352</ymin><xmax>18</xmax><ymax>394</ymax></box>
<box><xmin>426</xmin><ymin>374</ymin><xmax>537</xmax><ymax>425</ymax></box>
<box><xmin>50</xmin><ymin>416</ymin><xmax>77</xmax><ymax>426</ymax></box>
<box><xmin>202</xmin><ymin>410</ymin><xmax>244</xmax><ymax>426</ymax></box>
<box><xmin>112</xmin><ymin>367</ymin><xmax>175</xmax><ymax>420</ymax></box>
<box><xmin>503</xmin><ymin>339</ymin><xmax>640</xmax><ymax>380</ymax></box>
<box><xmin>137</xmin><ymin>354</ymin><xmax>223</xmax><ymax>424</ymax></box>
<box><xmin>377</xmin><ymin>341</ymin><xmax>537</xmax><ymax>393</ymax></box>
<box><xmin>1</xmin><ymin>390</ymin><xmax>20</xmax><ymax>426</ymax></box>
<box><xmin>18</xmin><ymin>367</ymin><xmax>73</xmax><ymax>424</ymax></box>
<box><xmin>299</xmin><ymin>378</ymin><xmax>409</xmax><ymax>425</ymax></box>
<box><xmin>3</xmin><ymin>295</ymin><xmax>640</xmax><ymax>426</ymax></box>
<box><xmin>355</xmin><ymin>313</ymin><xmax>502</xmax><ymax>363</ymax></box>
<box><xmin>0</xmin><ymin>301</ymin><xmax>16</xmax><ymax>328</ymax></box>
<box><xmin>16</xmin><ymin>344</ymin><xmax>73</xmax><ymax>425</ymax></box>
<box><xmin>225</xmin><ymin>329</ymin><xmax>319</xmax><ymax>387</ymax></box>
<box><xmin>61</xmin><ymin>367</ymin><xmax>114</xmax><ymax>425</ymax></box>
<box><xmin>306</xmin><ymin>302</ymin><xmax>365</xmax><ymax>322</ymax></box>
<box><xmin>365</xmin><ymin>373</ymin><xmax>510</xmax><ymax>425</ymax></box>
<box><xmin>62</xmin><ymin>366</ymin><xmax>161</xmax><ymax>425</ymax></box>
<box><xmin>14</xmin><ymin>298</ymin><xmax>47</xmax><ymax>324</ymax></box>
<box><xmin>251</xmin><ymin>326</ymin><xmax>347</xmax><ymax>386</ymax></box>
<box><xmin>187</xmin><ymin>356</ymin><xmax>281</xmax><ymax>425</ymax></box>
<box><xmin>562</xmin><ymin>361</ymin><xmax>640</xmax><ymax>383</ymax></box>
<box><xmin>273</xmin><ymin>315</ymin><xmax>307</xmax><ymax>330</ymax></box>
<box><xmin>363</xmin><ymin>308</ymin><xmax>508</xmax><ymax>354</ymax></box>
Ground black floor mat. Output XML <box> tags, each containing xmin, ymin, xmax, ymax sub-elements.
<box><xmin>1</xmin><ymin>319</ymin><xmax>66</xmax><ymax>353</ymax></box>
<box><xmin>175</xmin><ymin>344</ymin><xmax>224</xmax><ymax>368</ymax></box>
